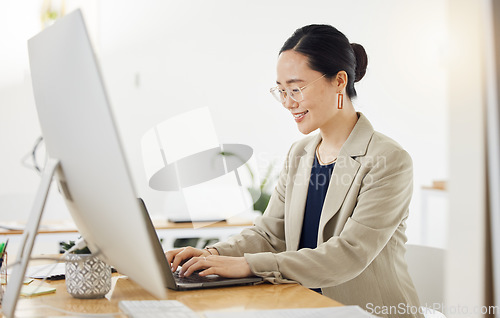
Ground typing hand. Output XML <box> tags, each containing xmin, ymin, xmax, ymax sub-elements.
<box><xmin>179</xmin><ymin>255</ymin><xmax>252</xmax><ymax>279</ymax></box>
<box><xmin>166</xmin><ymin>246</ymin><xmax>214</xmax><ymax>272</ymax></box>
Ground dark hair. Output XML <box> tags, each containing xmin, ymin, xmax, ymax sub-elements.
<box><xmin>279</xmin><ymin>24</ymin><xmax>368</xmax><ymax>98</ymax></box>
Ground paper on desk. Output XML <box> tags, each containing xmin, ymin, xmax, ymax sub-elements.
<box><xmin>20</xmin><ymin>284</ymin><xmax>56</xmax><ymax>296</ymax></box>
<box><xmin>204</xmin><ymin>306</ymin><xmax>379</xmax><ymax>318</ymax></box>
<box><xmin>25</xmin><ymin>263</ymin><xmax>66</xmax><ymax>279</ymax></box>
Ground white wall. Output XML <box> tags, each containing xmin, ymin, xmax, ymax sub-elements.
<box><xmin>97</xmin><ymin>0</ymin><xmax>449</xmax><ymax>243</ymax></box>
<box><xmin>0</xmin><ymin>2</ymin><xmax>48</xmax><ymax>221</ymax></box>
<box><xmin>0</xmin><ymin>1</ymin><xmax>449</xmax><ymax>244</ymax></box>
<box><xmin>0</xmin><ymin>1</ymin><xmax>99</xmax><ymax>222</ymax></box>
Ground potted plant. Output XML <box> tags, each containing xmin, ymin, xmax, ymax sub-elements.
<box><xmin>61</xmin><ymin>240</ymin><xmax>111</xmax><ymax>299</ymax></box>
<box><xmin>246</xmin><ymin>163</ymin><xmax>276</xmax><ymax>214</ymax></box>
<box><xmin>219</xmin><ymin>150</ymin><xmax>277</xmax><ymax>214</ymax></box>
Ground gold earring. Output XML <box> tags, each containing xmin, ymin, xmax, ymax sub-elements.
<box><xmin>337</xmin><ymin>93</ymin><xmax>344</xmax><ymax>109</ymax></box>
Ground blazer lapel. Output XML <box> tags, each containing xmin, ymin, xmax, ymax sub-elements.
<box><xmin>317</xmin><ymin>113</ymin><xmax>374</xmax><ymax>242</ymax></box>
<box><xmin>286</xmin><ymin>134</ymin><xmax>320</xmax><ymax>251</ymax></box>
<box><xmin>317</xmin><ymin>155</ymin><xmax>360</xmax><ymax>238</ymax></box>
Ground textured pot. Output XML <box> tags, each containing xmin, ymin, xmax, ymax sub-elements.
<box><xmin>65</xmin><ymin>254</ymin><xmax>111</xmax><ymax>299</ymax></box>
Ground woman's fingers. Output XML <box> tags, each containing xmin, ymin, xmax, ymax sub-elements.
<box><xmin>179</xmin><ymin>256</ymin><xmax>208</xmax><ymax>277</ymax></box>
<box><xmin>166</xmin><ymin>246</ymin><xmax>210</xmax><ymax>272</ymax></box>
<box><xmin>166</xmin><ymin>248</ymin><xmax>251</xmax><ymax>278</ymax></box>
<box><xmin>180</xmin><ymin>256</ymin><xmax>252</xmax><ymax>278</ymax></box>
<box><xmin>165</xmin><ymin>248</ymin><xmax>184</xmax><ymax>264</ymax></box>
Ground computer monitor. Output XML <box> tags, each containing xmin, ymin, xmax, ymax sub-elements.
<box><xmin>2</xmin><ymin>9</ymin><xmax>167</xmax><ymax>317</ymax></box>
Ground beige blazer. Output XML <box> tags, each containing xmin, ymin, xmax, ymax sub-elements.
<box><xmin>213</xmin><ymin>113</ymin><xmax>422</xmax><ymax>318</ymax></box>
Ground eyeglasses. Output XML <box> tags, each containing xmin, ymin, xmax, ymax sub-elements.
<box><xmin>270</xmin><ymin>74</ymin><xmax>326</xmax><ymax>104</ymax></box>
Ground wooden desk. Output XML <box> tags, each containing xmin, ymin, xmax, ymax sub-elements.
<box><xmin>13</xmin><ymin>277</ymin><xmax>341</xmax><ymax>317</ymax></box>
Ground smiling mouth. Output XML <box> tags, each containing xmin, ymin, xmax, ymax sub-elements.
<box><xmin>293</xmin><ymin>110</ymin><xmax>309</xmax><ymax>119</ymax></box>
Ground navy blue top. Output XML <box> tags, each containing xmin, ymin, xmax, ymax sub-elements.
<box><xmin>299</xmin><ymin>155</ymin><xmax>335</xmax><ymax>250</ymax></box>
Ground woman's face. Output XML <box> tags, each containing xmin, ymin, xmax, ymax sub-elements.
<box><xmin>276</xmin><ymin>50</ymin><xmax>339</xmax><ymax>135</ymax></box>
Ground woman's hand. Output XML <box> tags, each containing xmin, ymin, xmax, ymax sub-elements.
<box><xmin>166</xmin><ymin>246</ymin><xmax>211</xmax><ymax>272</ymax></box>
<box><xmin>166</xmin><ymin>246</ymin><xmax>252</xmax><ymax>278</ymax></box>
<box><xmin>166</xmin><ymin>246</ymin><xmax>220</xmax><ymax>272</ymax></box>
<box><xmin>179</xmin><ymin>255</ymin><xmax>252</xmax><ymax>279</ymax></box>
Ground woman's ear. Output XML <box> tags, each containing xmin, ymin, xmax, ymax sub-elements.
<box><xmin>333</xmin><ymin>71</ymin><xmax>348</xmax><ymax>92</ymax></box>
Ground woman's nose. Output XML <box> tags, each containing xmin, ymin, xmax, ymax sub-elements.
<box><xmin>283</xmin><ymin>95</ymin><xmax>298</xmax><ymax>109</ymax></box>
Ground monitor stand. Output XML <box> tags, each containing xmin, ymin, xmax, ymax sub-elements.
<box><xmin>1</xmin><ymin>158</ymin><xmax>60</xmax><ymax>318</ymax></box>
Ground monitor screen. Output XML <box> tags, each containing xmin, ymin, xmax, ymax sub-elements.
<box><xmin>5</xmin><ymin>9</ymin><xmax>167</xmax><ymax>311</ymax></box>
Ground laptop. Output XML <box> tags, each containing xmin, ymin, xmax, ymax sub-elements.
<box><xmin>139</xmin><ymin>199</ymin><xmax>263</xmax><ymax>290</ymax></box>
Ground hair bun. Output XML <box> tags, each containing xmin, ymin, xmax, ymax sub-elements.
<box><xmin>351</xmin><ymin>43</ymin><xmax>368</xmax><ymax>82</ymax></box>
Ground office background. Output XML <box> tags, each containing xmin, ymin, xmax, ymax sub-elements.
<box><xmin>0</xmin><ymin>0</ymin><xmax>495</xmax><ymax>317</ymax></box>
<box><xmin>0</xmin><ymin>0</ymin><xmax>448</xmax><ymax>238</ymax></box>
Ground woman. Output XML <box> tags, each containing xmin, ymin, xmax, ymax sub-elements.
<box><xmin>167</xmin><ymin>24</ymin><xmax>422</xmax><ymax>318</ymax></box>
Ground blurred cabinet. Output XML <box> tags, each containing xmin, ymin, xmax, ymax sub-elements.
<box><xmin>0</xmin><ymin>220</ymin><xmax>251</xmax><ymax>260</ymax></box>
<box><xmin>420</xmin><ymin>181</ymin><xmax>448</xmax><ymax>248</ymax></box>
